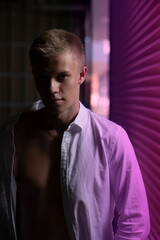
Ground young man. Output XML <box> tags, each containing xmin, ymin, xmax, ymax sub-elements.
<box><xmin>0</xmin><ymin>29</ymin><xmax>150</xmax><ymax>240</ymax></box>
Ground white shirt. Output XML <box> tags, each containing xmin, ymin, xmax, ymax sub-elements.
<box><xmin>0</xmin><ymin>101</ymin><xmax>150</xmax><ymax>240</ymax></box>
<box><xmin>60</xmin><ymin>102</ymin><xmax>150</xmax><ymax>240</ymax></box>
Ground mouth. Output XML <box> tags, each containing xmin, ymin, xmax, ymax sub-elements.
<box><xmin>53</xmin><ymin>99</ymin><xmax>63</xmax><ymax>104</ymax></box>
<box><xmin>44</xmin><ymin>97</ymin><xmax>64</xmax><ymax>105</ymax></box>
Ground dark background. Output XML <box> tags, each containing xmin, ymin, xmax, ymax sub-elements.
<box><xmin>0</xmin><ymin>0</ymin><xmax>91</xmax><ymax>123</ymax></box>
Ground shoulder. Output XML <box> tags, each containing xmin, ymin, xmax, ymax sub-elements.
<box><xmin>84</xmin><ymin>107</ymin><xmax>132</xmax><ymax>152</ymax></box>
<box><xmin>14</xmin><ymin>101</ymin><xmax>45</xmax><ymax>137</ymax></box>
<box><xmin>0</xmin><ymin>100</ymin><xmax>44</xmax><ymax>136</ymax></box>
<box><xmin>88</xmin><ymin>110</ymin><xmax>137</xmax><ymax>165</ymax></box>
<box><xmin>87</xmin><ymin>108</ymin><xmax>122</xmax><ymax>138</ymax></box>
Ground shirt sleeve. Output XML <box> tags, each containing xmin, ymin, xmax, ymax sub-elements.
<box><xmin>109</xmin><ymin>126</ymin><xmax>150</xmax><ymax>240</ymax></box>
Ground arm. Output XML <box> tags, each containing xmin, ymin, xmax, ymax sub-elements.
<box><xmin>0</xmin><ymin>127</ymin><xmax>15</xmax><ymax>240</ymax></box>
<box><xmin>109</xmin><ymin>126</ymin><xmax>150</xmax><ymax>239</ymax></box>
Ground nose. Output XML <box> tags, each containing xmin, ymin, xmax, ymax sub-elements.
<box><xmin>49</xmin><ymin>77</ymin><xmax>59</xmax><ymax>93</ymax></box>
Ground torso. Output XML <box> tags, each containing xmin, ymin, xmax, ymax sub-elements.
<box><xmin>14</xmin><ymin>109</ymin><xmax>70</xmax><ymax>240</ymax></box>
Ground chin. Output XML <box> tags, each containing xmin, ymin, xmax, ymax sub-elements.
<box><xmin>45</xmin><ymin>104</ymin><xmax>65</xmax><ymax>114</ymax></box>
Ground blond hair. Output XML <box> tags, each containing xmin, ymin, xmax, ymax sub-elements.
<box><xmin>29</xmin><ymin>28</ymin><xmax>85</xmax><ymax>68</ymax></box>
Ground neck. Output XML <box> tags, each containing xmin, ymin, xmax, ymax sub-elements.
<box><xmin>42</xmin><ymin>104</ymin><xmax>79</xmax><ymax>132</ymax></box>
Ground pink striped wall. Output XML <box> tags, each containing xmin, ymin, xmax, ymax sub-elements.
<box><xmin>109</xmin><ymin>1</ymin><xmax>160</xmax><ymax>239</ymax></box>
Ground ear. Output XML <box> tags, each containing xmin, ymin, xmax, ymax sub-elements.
<box><xmin>78</xmin><ymin>66</ymin><xmax>88</xmax><ymax>85</ymax></box>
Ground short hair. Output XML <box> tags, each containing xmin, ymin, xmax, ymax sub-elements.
<box><xmin>29</xmin><ymin>28</ymin><xmax>85</xmax><ymax>68</ymax></box>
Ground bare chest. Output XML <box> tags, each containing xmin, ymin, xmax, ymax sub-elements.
<box><xmin>14</xmin><ymin>130</ymin><xmax>62</xmax><ymax>188</ymax></box>
<box><xmin>13</xmin><ymin>129</ymin><xmax>70</xmax><ymax>239</ymax></box>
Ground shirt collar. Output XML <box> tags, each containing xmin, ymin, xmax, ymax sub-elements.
<box><xmin>68</xmin><ymin>102</ymin><xmax>89</xmax><ymax>132</ymax></box>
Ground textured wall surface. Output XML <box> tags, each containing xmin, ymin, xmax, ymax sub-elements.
<box><xmin>110</xmin><ymin>1</ymin><xmax>160</xmax><ymax>239</ymax></box>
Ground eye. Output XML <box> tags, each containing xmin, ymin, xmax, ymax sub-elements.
<box><xmin>56</xmin><ymin>74</ymin><xmax>67</xmax><ymax>82</ymax></box>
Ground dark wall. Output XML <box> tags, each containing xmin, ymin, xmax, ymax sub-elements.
<box><xmin>0</xmin><ymin>0</ymin><xmax>90</xmax><ymax>124</ymax></box>
<box><xmin>110</xmin><ymin>1</ymin><xmax>160</xmax><ymax>239</ymax></box>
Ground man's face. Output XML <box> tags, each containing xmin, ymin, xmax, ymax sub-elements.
<box><xmin>32</xmin><ymin>51</ymin><xmax>87</xmax><ymax>116</ymax></box>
